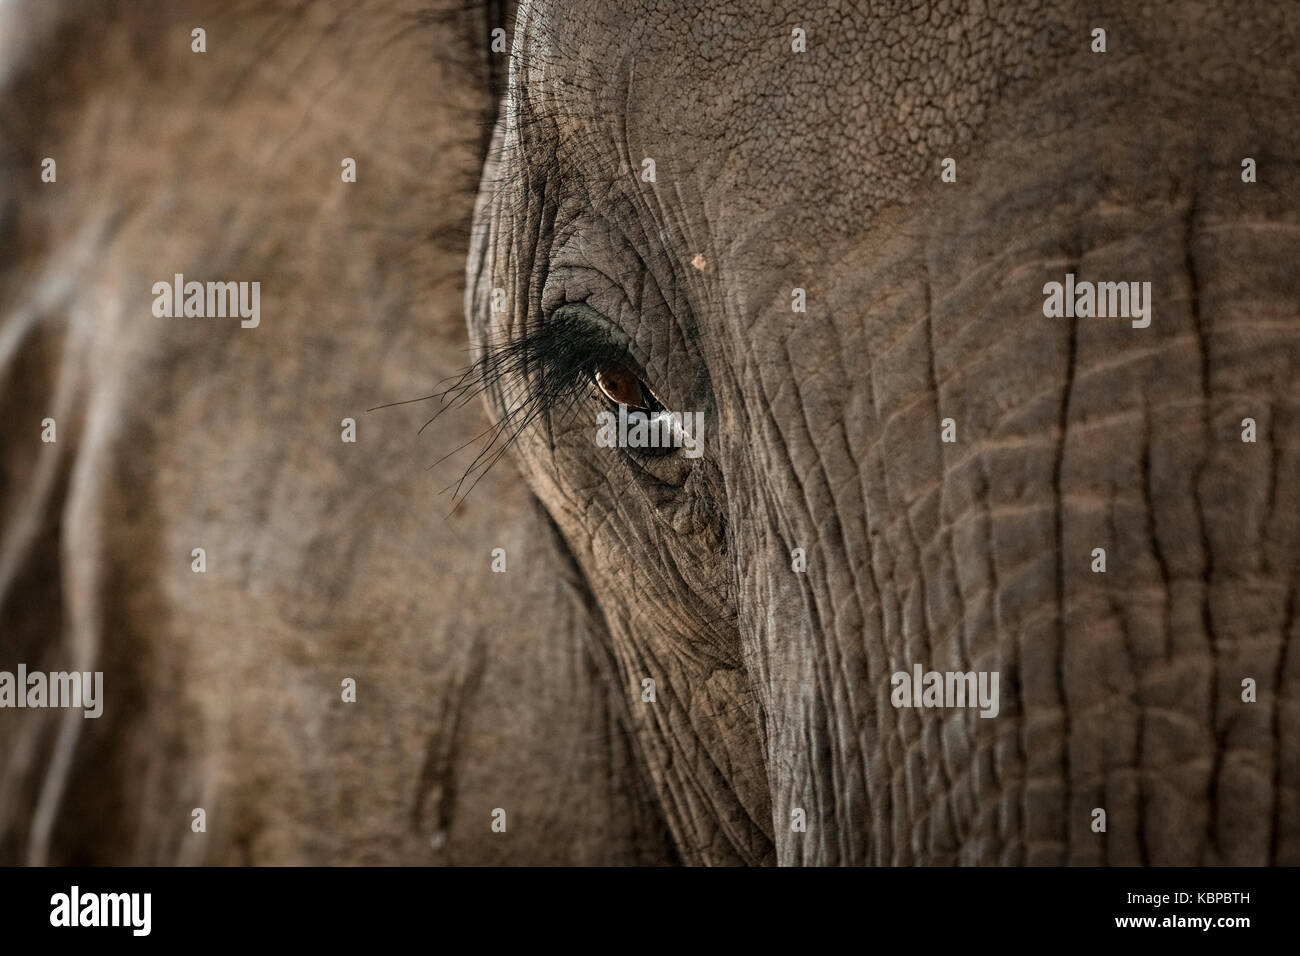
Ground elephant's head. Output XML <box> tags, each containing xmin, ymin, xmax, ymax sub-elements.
<box><xmin>466</xmin><ymin>1</ymin><xmax>1300</xmax><ymax>864</ymax></box>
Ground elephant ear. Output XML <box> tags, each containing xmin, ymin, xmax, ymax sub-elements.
<box><xmin>0</xmin><ymin>0</ymin><xmax>671</xmax><ymax>865</ymax></box>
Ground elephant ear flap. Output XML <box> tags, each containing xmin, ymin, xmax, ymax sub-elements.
<box><xmin>0</xmin><ymin>5</ymin><xmax>103</xmax><ymax>860</ymax></box>
<box><xmin>0</xmin><ymin>286</ymin><xmax>87</xmax><ymax>865</ymax></box>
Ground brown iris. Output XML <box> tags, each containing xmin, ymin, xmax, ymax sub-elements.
<box><xmin>594</xmin><ymin>365</ymin><xmax>652</xmax><ymax>409</ymax></box>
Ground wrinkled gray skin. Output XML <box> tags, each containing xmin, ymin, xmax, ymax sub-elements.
<box><xmin>2</xmin><ymin>0</ymin><xmax>1297</xmax><ymax>866</ymax></box>
<box><xmin>467</xmin><ymin>0</ymin><xmax>1300</xmax><ymax>865</ymax></box>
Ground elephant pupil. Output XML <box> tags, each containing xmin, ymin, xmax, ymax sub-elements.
<box><xmin>595</xmin><ymin>366</ymin><xmax>650</xmax><ymax>409</ymax></box>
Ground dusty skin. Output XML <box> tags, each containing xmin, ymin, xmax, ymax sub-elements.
<box><xmin>2</xmin><ymin>0</ymin><xmax>1299</xmax><ymax>866</ymax></box>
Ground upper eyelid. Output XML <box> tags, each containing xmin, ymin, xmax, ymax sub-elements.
<box><xmin>482</xmin><ymin>302</ymin><xmax>642</xmax><ymax>391</ymax></box>
<box><xmin>531</xmin><ymin>305</ymin><xmax>667</xmax><ymax>409</ymax></box>
<box><xmin>547</xmin><ymin>301</ymin><xmax>630</xmax><ymax>346</ymax></box>
<box><xmin>539</xmin><ymin>262</ymin><xmax>625</xmax><ymax>317</ymax></box>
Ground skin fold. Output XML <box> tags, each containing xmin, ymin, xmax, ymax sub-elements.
<box><xmin>2</xmin><ymin>0</ymin><xmax>1298</xmax><ymax>866</ymax></box>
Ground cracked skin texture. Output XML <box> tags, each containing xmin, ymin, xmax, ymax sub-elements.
<box><xmin>2</xmin><ymin>0</ymin><xmax>1298</xmax><ymax>865</ymax></box>
<box><xmin>470</xmin><ymin>0</ymin><xmax>1300</xmax><ymax>864</ymax></box>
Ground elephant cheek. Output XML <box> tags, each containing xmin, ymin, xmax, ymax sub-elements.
<box><xmin>722</xmin><ymin>127</ymin><xmax>1300</xmax><ymax>865</ymax></box>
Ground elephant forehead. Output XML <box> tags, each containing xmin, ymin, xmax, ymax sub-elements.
<box><xmin>513</xmin><ymin>1</ymin><xmax>1294</xmax><ymax>250</ymax></box>
<box><xmin>515</xmin><ymin>0</ymin><xmax>1011</xmax><ymax>230</ymax></box>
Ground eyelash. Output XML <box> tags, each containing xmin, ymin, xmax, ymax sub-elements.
<box><xmin>427</xmin><ymin>305</ymin><xmax>647</xmax><ymax>501</ymax></box>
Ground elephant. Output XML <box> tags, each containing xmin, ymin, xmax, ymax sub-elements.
<box><xmin>1</xmin><ymin>0</ymin><xmax>1298</xmax><ymax>867</ymax></box>
<box><xmin>464</xmin><ymin>0</ymin><xmax>1300</xmax><ymax>865</ymax></box>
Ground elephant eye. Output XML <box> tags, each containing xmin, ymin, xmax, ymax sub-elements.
<box><xmin>595</xmin><ymin>364</ymin><xmax>657</xmax><ymax>410</ymax></box>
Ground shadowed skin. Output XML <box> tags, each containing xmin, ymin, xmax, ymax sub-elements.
<box><xmin>2</xmin><ymin>0</ymin><xmax>1298</xmax><ymax>866</ymax></box>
